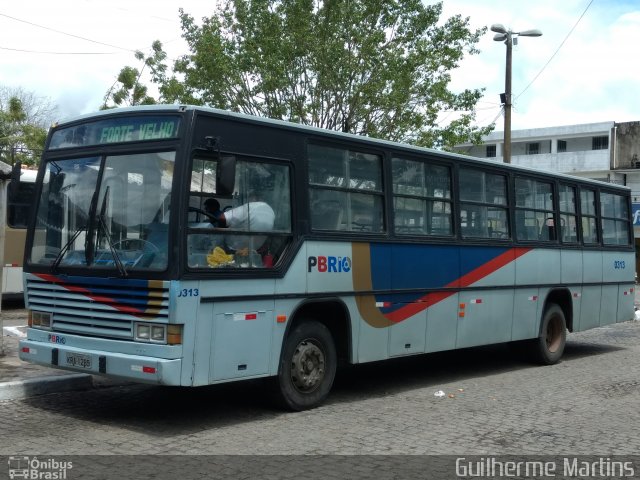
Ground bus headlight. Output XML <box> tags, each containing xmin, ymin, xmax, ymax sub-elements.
<box><xmin>28</xmin><ymin>311</ymin><xmax>52</xmax><ymax>330</ymax></box>
<box><xmin>151</xmin><ymin>326</ymin><xmax>165</xmax><ymax>342</ymax></box>
<box><xmin>134</xmin><ymin>323</ymin><xmax>183</xmax><ymax>345</ymax></box>
<box><xmin>136</xmin><ymin>324</ymin><xmax>151</xmax><ymax>341</ymax></box>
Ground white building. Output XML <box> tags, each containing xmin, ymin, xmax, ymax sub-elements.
<box><xmin>454</xmin><ymin>121</ymin><xmax>640</xmax><ymax>269</ymax></box>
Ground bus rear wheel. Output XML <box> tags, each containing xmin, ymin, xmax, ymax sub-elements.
<box><xmin>530</xmin><ymin>303</ymin><xmax>567</xmax><ymax>365</ymax></box>
<box><xmin>275</xmin><ymin>320</ymin><xmax>337</xmax><ymax>411</ymax></box>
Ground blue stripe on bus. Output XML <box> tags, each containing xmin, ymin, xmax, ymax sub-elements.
<box><xmin>368</xmin><ymin>244</ymin><xmax>511</xmax><ymax>305</ymax></box>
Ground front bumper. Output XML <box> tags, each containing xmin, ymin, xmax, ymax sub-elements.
<box><xmin>19</xmin><ymin>336</ymin><xmax>182</xmax><ymax>385</ymax></box>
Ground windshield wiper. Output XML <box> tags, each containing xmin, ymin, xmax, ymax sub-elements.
<box><xmin>84</xmin><ymin>189</ymin><xmax>99</xmax><ymax>266</ymax></box>
<box><xmin>50</xmin><ymin>226</ymin><xmax>86</xmax><ymax>273</ymax></box>
<box><xmin>95</xmin><ymin>187</ymin><xmax>128</xmax><ymax>277</ymax></box>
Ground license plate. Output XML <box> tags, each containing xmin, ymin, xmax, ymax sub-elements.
<box><xmin>65</xmin><ymin>352</ymin><xmax>92</xmax><ymax>370</ymax></box>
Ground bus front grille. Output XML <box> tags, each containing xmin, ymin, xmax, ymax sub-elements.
<box><xmin>25</xmin><ymin>275</ymin><xmax>170</xmax><ymax>340</ymax></box>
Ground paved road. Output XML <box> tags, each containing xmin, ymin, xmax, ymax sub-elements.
<box><xmin>2</xmin><ymin>299</ymin><xmax>640</xmax><ymax>478</ymax></box>
<box><xmin>1</xmin><ymin>317</ymin><xmax>639</xmax><ymax>456</ymax></box>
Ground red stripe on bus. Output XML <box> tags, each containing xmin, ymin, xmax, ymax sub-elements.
<box><xmin>384</xmin><ymin>247</ymin><xmax>531</xmax><ymax>323</ymax></box>
<box><xmin>33</xmin><ymin>273</ymin><xmax>149</xmax><ymax>316</ymax></box>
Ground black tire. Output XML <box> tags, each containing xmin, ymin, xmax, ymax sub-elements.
<box><xmin>275</xmin><ymin>320</ymin><xmax>337</xmax><ymax>411</ymax></box>
<box><xmin>529</xmin><ymin>303</ymin><xmax>567</xmax><ymax>365</ymax></box>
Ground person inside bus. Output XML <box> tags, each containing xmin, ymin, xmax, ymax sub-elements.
<box><xmin>203</xmin><ymin>198</ymin><xmax>222</xmax><ymax>226</ymax></box>
<box><xmin>210</xmin><ymin>200</ymin><xmax>275</xmax><ymax>253</ymax></box>
<box><xmin>212</xmin><ymin>201</ymin><xmax>275</xmax><ymax>231</ymax></box>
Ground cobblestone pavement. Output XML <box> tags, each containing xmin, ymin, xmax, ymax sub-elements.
<box><xmin>1</xmin><ymin>315</ymin><xmax>639</xmax><ymax>457</ymax></box>
<box><xmin>1</xmin><ymin>302</ymin><xmax>94</xmax><ymax>384</ymax></box>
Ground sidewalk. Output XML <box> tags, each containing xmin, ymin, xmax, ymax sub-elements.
<box><xmin>0</xmin><ymin>329</ymin><xmax>95</xmax><ymax>401</ymax></box>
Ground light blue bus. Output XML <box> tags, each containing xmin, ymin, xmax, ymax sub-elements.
<box><xmin>19</xmin><ymin>105</ymin><xmax>635</xmax><ymax>410</ymax></box>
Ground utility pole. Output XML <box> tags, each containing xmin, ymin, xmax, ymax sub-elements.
<box><xmin>504</xmin><ymin>35</ymin><xmax>513</xmax><ymax>164</ymax></box>
<box><xmin>0</xmin><ymin>162</ymin><xmax>9</xmax><ymax>355</ymax></box>
<box><xmin>491</xmin><ymin>24</ymin><xmax>542</xmax><ymax>164</ymax></box>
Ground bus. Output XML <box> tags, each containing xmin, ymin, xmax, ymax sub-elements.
<box><xmin>18</xmin><ymin>105</ymin><xmax>635</xmax><ymax>410</ymax></box>
<box><xmin>2</xmin><ymin>168</ymin><xmax>36</xmax><ymax>300</ymax></box>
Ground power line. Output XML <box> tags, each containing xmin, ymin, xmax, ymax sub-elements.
<box><xmin>472</xmin><ymin>107</ymin><xmax>504</xmax><ymax>129</ymax></box>
<box><xmin>515</xmin><ymin>0</ymin><xmax>594</xmax><ymax>100</ymax></box>
<box><xmin>0</xmin><ymin>12</ymin><xmax>136</xmax><ymax>52</ymax></box>
<box><xmin>0</xmin><ymin>45</ymin><xmax>120</xmax><ymax>55</ymax></box>
<box><xmin>0</xmin><ymin>12</ymin><xmax>183</xmax><ymax>58</ymax></box>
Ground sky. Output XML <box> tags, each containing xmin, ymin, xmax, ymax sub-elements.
<box><xmin>0</xmin><ymin>0</ymin><xmax>639</xmax><ymax>133</ymax></box>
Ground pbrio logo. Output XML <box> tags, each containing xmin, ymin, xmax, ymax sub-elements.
<box><xmin>48</xmin><ymin>334</ymin><xmax>66</xmax><ymax>345</ymax></box>
<box><xmin>308</xmin><ymin>256</ymin><xmax>352</xmax><ymax>273</ymax></box>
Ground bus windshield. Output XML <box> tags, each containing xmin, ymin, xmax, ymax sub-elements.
<box><xmin>29</xmin><ymin>151</ymin><xmax>175</xmax><ymax>273</ymax></box>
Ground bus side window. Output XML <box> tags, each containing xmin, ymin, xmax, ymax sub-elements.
<box><xmin>542</xmin><ymin>218</ymin><xmax>556</xmax><ymax>241</ymax></box>
<box><xmin>311</xmin><ymin>199</ymin><xmax>344</xmax><ymax>231</ymax></box>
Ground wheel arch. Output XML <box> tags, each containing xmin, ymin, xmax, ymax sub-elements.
<box><xmin>285</xmin><ymin>298</ymin><xmax>352</xmax><ymax>365</ymax></box>
<box><xmin>542</xmin><ymin>288</ymin><xmax>573</xmax><ymax>332</ymax></box>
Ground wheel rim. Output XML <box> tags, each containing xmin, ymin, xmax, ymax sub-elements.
<box><xmin>290</xmin><ymin>339</ymin><xmax>325</xmax><ymax>393</ymax></box>
<box><xmin>545</xmin><ymin>314</ymin><xmax>563</xmax><ymax>353</ymax></box>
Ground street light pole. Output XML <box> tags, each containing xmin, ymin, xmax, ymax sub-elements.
<box><xmin>504</xmin><ymin>33</ymin><xmax>513</xmax><ymax>164</ymax></box>
<box><xmin>491</xmin><ymin>24</ymin><xmax>542</xmax><ymax>164</ymax></box>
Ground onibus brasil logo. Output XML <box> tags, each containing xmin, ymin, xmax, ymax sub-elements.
<box><xmin>8</xmin><ymin>456</ymin><xmax>73</xmax><ymax>479</ymax></box>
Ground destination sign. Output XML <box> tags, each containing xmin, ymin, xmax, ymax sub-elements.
<box><xmin>49</xmin><ymin>115</ymin><xmax>181</xmax><ymax>149</ymax></box>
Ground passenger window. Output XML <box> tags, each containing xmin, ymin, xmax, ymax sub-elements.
<box><xmin>580</xmin><ymin>189</ymin><xmax>598</xmax><ymax>244</ymax></box>
<box><xmin>7</xmin><ymin>179</ymin><xmax>36</xmax><ymax>228</ymax></box>
<box><xmin>186</xmin><ymin>157</ymin><xmax>292</xmax><ymax>269</ymax></box>
<box><xmin>600</xmin><ymin>191</ymin><xmax>630</xmax><ymax>245</ymax></box>
<box><xmin>308</xmin><ymin>145</ymin><xmax>384</xmax><ymax>233</ymax></box>
<box><xmin>559</xmin><ymin>184</ymin><xmax>578</xmax><ymax>243</ymax></box>
<box><xmin>459</xmin><ymin>168</ymin><xmax>509</xmax><ymax>239</ymax></box>
<box><xmin>515</xmin><ymin>177</ymin><xmax>555</xmax><ymax>241</ymax></box>
<box><xmin>392</xmin><ymin>158</ymin><xmax>452</xmax><ymax>236</ymax></box>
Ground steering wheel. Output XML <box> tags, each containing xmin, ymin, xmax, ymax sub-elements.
<box><xmin>94</xmin><ymin>238</ymin><xmax>160</xmax><ymax>268</ymax></box>
<box><xmin>112</xmin><ymin>238</ymin><xmax>159</xmax><ymax>252</ymax></box>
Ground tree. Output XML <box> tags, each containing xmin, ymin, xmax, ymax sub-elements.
<box><xmin>105</xmin><ymin>0</ymin><xmax>493</xmax><ymax>149</ymax></box>
<box><xmin>100</xmin><ymin>42</ymin><xmax>165</xmax><ymax>109</ymax></box>
<box><xmin>0</xmin><ymin>86</ymin><xmax>55</xmax><ymax>167</ymax></box>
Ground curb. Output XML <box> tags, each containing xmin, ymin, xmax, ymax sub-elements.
<box><xmin>0</xmin><ymin>374</ymin><xmax>94</xmax><ymax>401</ymax></box>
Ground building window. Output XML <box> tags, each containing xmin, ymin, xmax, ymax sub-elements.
<box><xmin>557</xmin><ymin>140</ymin><xmax>567</xmax><ymax>153</ymax></box>
<box><xmin>592</xmin><ymin>136</ymin><xmax>608</xmax><ymax>150</ymax></box>
<box><xmin>526</xmin><ymin>143</ymin><xmax>539</xmax><ymax>155</ymax></box>
<box><xmin>486</xmin><ymin>145</ymin><xmax>496</xmax><ymax>158</ymax></box>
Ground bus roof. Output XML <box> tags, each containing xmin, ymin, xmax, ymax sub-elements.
<box><xmin>53</xmin><ymin>104</ymin><xmax>629</xmax><ymax>192</ymax></box>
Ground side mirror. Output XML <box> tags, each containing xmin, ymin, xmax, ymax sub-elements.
<box><xmin>216</xmin><ymin>156</ymin><xmax>236</xmax><ymax>197</ymax></box>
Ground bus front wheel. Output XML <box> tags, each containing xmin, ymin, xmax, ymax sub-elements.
<box><xmin>530</xmin><ymin>304</ymin><xmax>567</xmax><ymax>365</ymax></box>
<box><xmin>275</xmin><ymin>320</ymin><xmax>337</xmax><ymax>411</ymax></box>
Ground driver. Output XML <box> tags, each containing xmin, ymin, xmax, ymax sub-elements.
<box><xmin>203</xmin><ymin>198</ymin><xmax>222</xmax><ymax>222</ymax></box>
<box><xmin>211</xmin><ymin>201</ymin><xmax>275</xmax><ymax>252</ymax></box>
<box><xmin>213</xmin><ymin>201</ymin><xmax>275</xmax><ymax>231</ymax></box>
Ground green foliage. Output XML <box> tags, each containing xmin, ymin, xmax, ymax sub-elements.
<box><xmin>0</xmin><ymin>87</ymin><xmax>53</xmax><ymax>167</ymax></box>
<box><xmin>101</xmin><ymin>42</ymin><xmax>165</xmax><ymax>109</ymax></box>
<box><xmin>104</xmin><ymin>0</ymin><xmax>493</xmax><ymax>149</ymax></box>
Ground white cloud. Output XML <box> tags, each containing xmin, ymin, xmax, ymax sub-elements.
<box><xmin>440</xmin><ymin>0</ymin><xmax>640</xmax><ymax>130</ymax></box>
